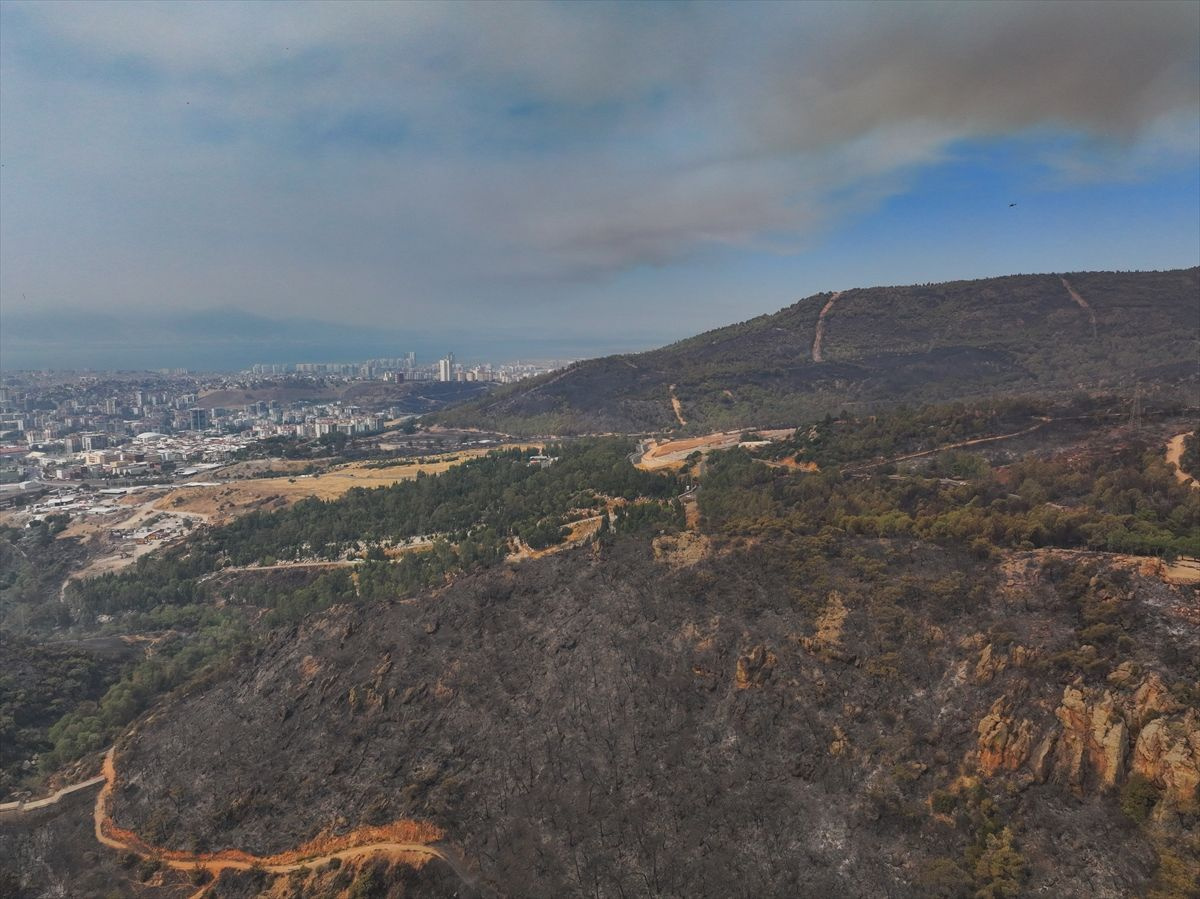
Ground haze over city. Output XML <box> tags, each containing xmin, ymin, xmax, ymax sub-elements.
<box><xmin>1</xmin><ymin>0</ymin><xmax>1198</xmax><ymax>369</ymax></box>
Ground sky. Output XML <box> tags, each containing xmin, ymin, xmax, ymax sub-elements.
<box><xmin>1</xmin><ymin>0</ymin><xmax>1197</xmax><ymax>371</ymax></box>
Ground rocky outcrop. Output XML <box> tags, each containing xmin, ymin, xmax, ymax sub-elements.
<box><xmin>973</xmin><ymin>642</ymin><xmax>1034</xmax><ymax>684</ymax></box>
<box><xmin>976</xmin><ymin>698</ymin><xmax>1035</xmax><ymax>775</ymax></box>
<box><xmin>1131</xmin><ymin>709</ymin><xmax>1200</xmax><ymax>806</ymax></box>
<box><xmin>735</xmin><ymin>644</ymin><xmax>776</xmax><ymax>689</ymax></box>
<box><xmin>1128</xmin><ymin>673</ymin><xmax>1179</xmax><ymax>729</ymax></box>
<box><xmin>829</xmin><ymin>725</ymin><xmax>850</xmax><ymax>758</ymax></box>
<box><xmin>1045</xmin><ymin>674</ymin><xmax>1193</xmax><ymax>800</ymax></box>
<box><xmin>799</xmin><ymin>592</ymin><xmax>849</xmax><ymax>659</ymax></box>
<box><xmin>973</xmin><ymin>672</ymin><xmax>1200</xmax><ymax>809</ymax></box>
<box><xmin>1053</xmin><ymin>683</ymin><xmax>1128</xmax><ymax>794</ymax></box>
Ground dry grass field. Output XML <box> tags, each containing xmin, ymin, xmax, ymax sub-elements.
<box><xmin>153</xmin><ymin>445</ymin><xmax>536</xmax><ymax>523</ymax></box>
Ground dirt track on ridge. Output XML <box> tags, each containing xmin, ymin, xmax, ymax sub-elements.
<box><xmin>1060</xmin><ymin>277</ymin><xmax>1097</xmax><ymax>338</ymax></box>
<box><xmin>812</xmin><ymin>290</ymin><xmax>843</xmax><ymax>362</ymax></box>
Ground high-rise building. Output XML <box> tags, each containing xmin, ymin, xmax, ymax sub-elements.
<box><xmin>189</xmin><ymin>408</ymin><xmax>209</xmax><ymax>431</ymax></box>
<box><xmin>438</xmin><ymin>353</ymin><xmax>455</xmax><ymax>382</ymax></box>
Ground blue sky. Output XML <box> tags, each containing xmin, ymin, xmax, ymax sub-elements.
<box><xmin>1</xmin><ymin>0</ymin><xmax>1197</xmax><ymax>370</ymax></box>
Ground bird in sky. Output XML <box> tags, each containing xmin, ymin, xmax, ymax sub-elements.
<box><xmin>1009</xmin><ymin>203</ymin><xmax>1017</xmax><ymax>207</ymax></box>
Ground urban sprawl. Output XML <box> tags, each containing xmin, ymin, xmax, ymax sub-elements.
<box><xmin>0</xmin><ymin>353</ymin><xmax>564</xmax><ymax>505</ymax></box>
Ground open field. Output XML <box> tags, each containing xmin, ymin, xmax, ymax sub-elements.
<box><xmin>154</xmin><ymin>445</ymin><xmax>536</xmax><ymax>522</ymax></box>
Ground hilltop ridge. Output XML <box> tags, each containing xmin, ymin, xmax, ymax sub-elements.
<box><xmin>436</xmin><ymin>268</ymin><xmax>1199</xmax><ymax>434</ymax></box>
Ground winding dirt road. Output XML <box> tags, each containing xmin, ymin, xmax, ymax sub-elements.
<box><xmin>812</xmin><ymin>290</ymin><xmax>843</xmax><ymax>363</ymax></box>
<box><xmin>89</xmin><ymin>749</ymin><xmax>469</xmax><ymax>879</ymax></box>
<box><xmin>6</xmin><ymin>748</ymin><xmax>475</xmax><ymax>892</ymax></box>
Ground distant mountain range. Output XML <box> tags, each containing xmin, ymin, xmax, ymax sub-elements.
<box><xmin>436</xmin><ymin>268</ymin><xmax>1200</xmax><ymax>434</ymax></box>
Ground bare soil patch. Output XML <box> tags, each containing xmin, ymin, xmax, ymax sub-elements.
<box><xmin>636</xmin><ymin>428</ymin><xmax>794</xmax><ymax>471</ymax></box>
<box><xmin>1165</xmin><ymin>432</ymin><xmax>1197</xmax><ymax>489</ymax></box>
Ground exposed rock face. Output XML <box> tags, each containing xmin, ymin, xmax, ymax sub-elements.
<box><xmin>1129</xmin><ymin>674</ymin><xmax>1179</xmax><ymax>729</ymax></box>
<box><xmin>973</xmin><ymin>642</ymin><xmax>1034</xmax><ymax>684</ymax></box>
<box><xmin>973</xmin><ymin>672</ymin><xmax>1200</xmax><ymax>813</ymax></box>
<box><xmin>1131</xmin><ymin>709</ymin><xmax>1200</xmax><ymax>806</ymax></box>
<box><xmin>977</xmin><ymin>698</ymin><xmax>1035</xmax><ymax>776</ymax></box>
<box><xmin>973</xmin><ymin>643</ymin><xmax>1006</xmax><ymax>684</ymax></box>
<box><xmin>1053</xmin><ymin>683</ymin><xmax>1129</xmax><ymax>794</ymax></box>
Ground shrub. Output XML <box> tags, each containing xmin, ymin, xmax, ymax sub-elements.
<box><xmin>1120</xmin><ymin>773</ymin><xmax>1160</xmax><ymax>823</ymax></box>
<box><xmin>917</xmin><ymin>857</ymin><xmax>972</xmax><ymax>898</ymax></box>
<box><xmin>931</xmin><ymin>789</ymin><xmax>958</xmax><ymax>815</ymax></box>
<box><xmin>972</xmin><ymin>826</ymin><xmax>1027</xmax><ymax>898</ymax></box>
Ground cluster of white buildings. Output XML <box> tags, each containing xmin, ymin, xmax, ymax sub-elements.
<box><xmin>26</xmin><ymin>431</ymin><xmax>255</xmax><ymax>482</ymax></box>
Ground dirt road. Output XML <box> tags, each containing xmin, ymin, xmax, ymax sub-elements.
<box><xmin>669</xmin><ymin>384</ymin><xmax>687</xmax><ymax>427</ymax></box>
<box><xmin>1166</xmin><ymin>432</ymin><xmax>1197</xmax><ymax>489</ymax></box>
<box><xmin>0</xmin><ymin>774</ymin><xmax>106</xmax><ymax>816</ymax></box>
<box><xmin>812</xmin><ymin>290</ymin><xmax>843</xmax><ymax>362</ymax></box>
<box><xmin>89</xmin><ymin>749</ymin><xmax>474</xmax><ymax>883</ymax></box>
<box><xmin>844</xmin><ymin>419</ymin><xmax>1049</xmax><ymax>473</ymax></box>
<box><xmin>5</xmin><ymin>747</ymin><xmax>477</xmax><ymax>893</ymax></box>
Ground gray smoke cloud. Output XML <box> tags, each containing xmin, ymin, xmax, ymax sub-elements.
<box><xmin>1</xmin><ymin>0</ymin><xmax>1196</xmax><ymax>348</ymax></box>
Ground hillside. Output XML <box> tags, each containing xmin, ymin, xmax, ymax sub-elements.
<box><xmin>435</xmin><ymin>269</ymin><xmax>1200</xmax><ymax>435</ymax></box>
<box><xmin>3</xmin><ymin>413</ymin><xmax>1197</xmax><ymax>898</ymax></box>
<box><xmin>100</xmin><ymin>539</ymin><xmax>1195</xmax><ymax>899</ymax></box>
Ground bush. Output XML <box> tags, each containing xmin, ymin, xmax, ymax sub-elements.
<box><xmin>972</xmin><ymin>826</ymin><xmax>1027</xmax><ymax>898</ymax></box>
<box><xmin>930</xmin><ymin>789</ymin><xmax>958</xmax><ymax>815</ymax></box>
<box><xmin>917</xmin><ymin>857</ymin><xmax>972</xmax><ymax>898</ymax></box>
<box><xmin>1120</xmin><ymin>773</ymin><xmax>1160</xmax><ymax>823</ymax></box>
